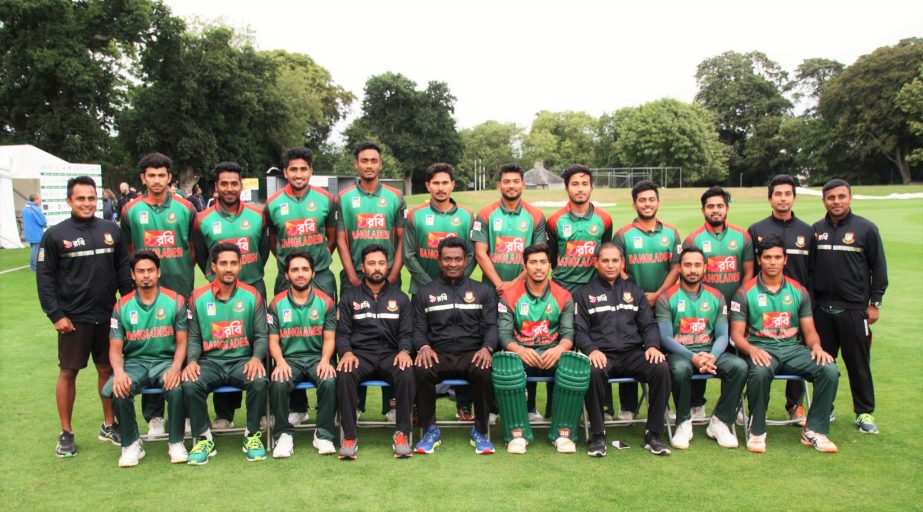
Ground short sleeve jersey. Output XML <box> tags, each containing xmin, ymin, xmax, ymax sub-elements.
<box><xmin>189</xmin><ymin>282</ymin><xmax>263</xmax><ymax>360</ymax></box>
<box><xmin>682</xmin><ymin>223</ymin><xmax>753</xmax><ymax>302</ymax></box>
<box><xmin>337</xmin><ymin>180</ymin><xmax>407</xmax><ymax>270</ymax></box>
<box><xmin>268</xmin><ymin>287</ymin><xmax>336</xmax><ymax>358</ymax></box>
<box><xmin>405</xmin><ymin>201</ymin><xmax>474</xmax><ymax>291</ymax></box>
<box><xmin>654</xmin><ymin>284</ymin><xmax>727</xmax><ymax>352</ymax></box>
<box><xmin>110</xmin><ymin>287</ymin><xmax>187</xmax><ymax>360</ymax></box>
<box><xmin>264</xmin><ymin>184</ymin><xmax>337</xmax><ymax>273</ymax></box>
<box><xmin>730</xmin><ymin>276</ymin><xmax>812</xmax><ymax>348</ymax></box>
<box><xmin>498</xmin><ymin>280</ymin><xmax>573</xmax><ymax>353</ymax></box>
<box><xmin>614</xmin><ymin>219</ymin><xmax>682</xmax><ymax>293</ymax></box>
<box><xmin>197</xmin><ymin>202</ymin><xmax>267</xmax><ymax>284</ymax></box>
<box><xmin>121</xmin><ymin>194</ymin><xmax>197</xmax><ymax>297</ymax></box>
<box><xmin>471</xmin><ymin>200</ymin><xmax>546</xmax><ymax>283</ymax></box>
<box><xmin>546</xmin><ymin>203</ymin><xmax>613</xmax><ymax>289</ymax></box>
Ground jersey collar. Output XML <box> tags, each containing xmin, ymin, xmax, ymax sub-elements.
<box><xmin>499</xmin><ymin>199</ymin><xmax>524</xmax><ymax>215</ymax></box>
<box><xmin>631</xmin><ymin>217</ymin><xmax>664</xmax><ymax>233</ymax></box>
<box><xmin>216</xmin><ymin>200</ymin><xmax>244</xmax><ymax>218</ymax></box>
<box><xmin>755</xmin><ymin>274</ymin><xmax>788</xmax><ymax>296</ymax></box>
<box><xmin>210</xmin><ymin>279</ymin><xmax>240</xmax><ymax>302</ymax></box>
<box><xmin>284</xmin><ymin>183</ymin><xmax>312</xmax><ymax>201</ymax></box>
<box><xmin>286</xmin><ymin>286</ymin><xmax>315</xmax><ymax>309</ymax></box>
<box><xmin>567</xmin><ymin>202</ymin><xmax>595</xmax><ymax>220</ymax></box>
<box><xmin>133</xmin><ymin>286</ymin><xmax>161</xmax><ymax>311</ymax></box>
<box><xmin>354</xmin><ymin>179</ymin><xmax>383</xmax><ymax>197</ymax></box>
<box><xmin>428</xmin><ymin>198</ymin><xmax>459</xmax><ymax>215</ymax></box>
<box><xmin>769</xmin><ymin>211</ymin><xmax>800</xmax><ymax>225</ymax></box>
<box><xmin>524</xmin><ymin>280</ymin><xmax>552</xmax><ymax>301</ymax></box>
<box><xmin>142</xmin><ymin>193</ymin><xmax>174</xmax><ymax>208</ymax></box>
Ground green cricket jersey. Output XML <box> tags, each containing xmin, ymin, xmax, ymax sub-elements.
<box><xmin>337</xmin><ymin>180</ymin><xmax>406</xmax><ymax>270</ymax></box>
<box><xmin>682</xmin><ymin>223</ymin><xmax>753</xmax><ymax>302</ymax></box>
<box><xmin>110</xmin><ymin>287</ymin><xmax>187</xmax><ymax>361</ymax></box>
<box><xmin>187</xmin><ymin>280</ymin><xmax>268</xmax><ymax>362</ymax></box>
<box><xmin>546</xmin><ymin>203</ymin><xmax>613</xmax><ymax>291</ymax></box>
<box><xmin>268</xmin><ymin>287</ymin><xmax>336</xmax><ymax>358</ymax></box>
<box><xmin>403</xmin><ymin>199</ymin><xmax>475</xmax><ymax>294</ymax></box>
<box><xmin>471</xmin><ymin>199</ymin><xmax>547</xmax><ymax>284</ymax></box>
<box><xmin>195</xmin><ymin>202</ymin><xmax>269</xmax><ymax>285</ymax></box>
<box><xmin>121</xmin><ymin>194</ymin><xmax>197</xmax><ymax>298</ymax></box>
<box><xmin>730</xmin><ymin>276</ymin><xmax>811</xmax><ymax>348</ymax></box>
<box><xmin>613</xmin><ymin>218</ymin><xmax>681</xmax><ymax>294</ymax></box>
<box><xmin>264</xmin><ymin>184</ymin><xmax>337</xmax><ymax>273</ymax></box>
<box><xmin>655</xmin><ymin>283</ymin><xmax>726</xmax><ymax>353</ymax></box>
<box><xmin>498</xmin><ymin>280</ymin><xmax>574</xmax><ymax>353</ymax></box>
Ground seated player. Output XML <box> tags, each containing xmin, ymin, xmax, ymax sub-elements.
<box><xmin>730</xmin><ymin>235</ymin><xmax>839</xmax><ymax>453</ymax></box>
<box><xmin>268</xmin><ymin>251</ymin><xmax>337</xmax><ymax>458</ymax></box>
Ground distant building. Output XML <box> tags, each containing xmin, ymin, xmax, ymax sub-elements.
<box><xmin>524</xmin><ymin>161</ymin><xmax>565</xmax><ymax>190</ymax></box>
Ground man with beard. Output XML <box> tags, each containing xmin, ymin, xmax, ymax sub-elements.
<box><xmin>335</xmin><ymin>244</ymin><xmax>415</xmax><ymax>460</ymax></box>
<box><xmin>612</xmin><ymin>180</ymin><xmax>681</xmax><ymax>422</ymax></box>
<box><xmin>656</xmin><ymin>247</ymin><xmax>745</xmax><ymax>450</ymax></box>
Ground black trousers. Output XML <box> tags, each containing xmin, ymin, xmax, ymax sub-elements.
<box><xmin>585</xmin><ymin>349</ymin><xmax>671</xmax><ymax>436</ymax></box>
<box><xmin>815</xmin><ymin>307</ymin><xmax>875</xmax><ymax>414</ymax></box>
<box><xmin>336</xmin><ymin>350</ymin><xmax>415</xmax><ymax>439</ymax></box>
<box><xmin>415</xmin><ymin>350</ymin><xmax>493</xmax><ymax>434</ymax></box>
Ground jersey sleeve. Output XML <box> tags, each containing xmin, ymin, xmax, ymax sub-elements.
<box><xmin>729</xmin><ymin>289</ymin><xmax>748</xmax><ymax>323</ymax></box>
<box><xmin>402</xmin><ymin>214</ymin><xmax>431</xmax><ymax>286</ymax></box>
<box><xmin>742</xmin><ymin>231</ymin><xmax>754</xmax><ymax>262</ymax></box>
<box><xmin>267</xmin><ymin>301</ymin><xmax>279</xmax><ymax>335</ymax></box>
<box><xmin>110</xmin><ymin>306</ymin><xmax>125</xmax><ymax>342</ymax></box>
<box><xmin>654</xmin><ymin>293</ymin><xmax>672</xmax><ymax>323</ymax></box>
<box><xmin>325</xmin><ymin>195</ymin><xmax>338</xmax><ymax>228</ymax></box>
<box><xmin>532</xmin><ymin>213</ymin><xmax>547</xmax><ymax>244</ymax></box>
<box><xmin>670</xmin><ymin>227</ymin><xmax>682</xmax><ymax>264</ymax></box>
<box><xmin>798</xmin><ymin>286</ymin><xmax>812</xmax><ymax>318</ymax></box>
<box><xmin>715</xmin><ymin>294</ymin><xmax>728</xmax><ymax>324</ymax></box>
<box><xmin>250</xmin><ymin>297</ymin><xmax>269</xmax><ymax>360</ymax></box>
<box><xmin>470</xmin><ymin>212</ymin><xmax>489</xmax><ymax>244</ymax></box>
<box><xmin>394</xmin><ymin>195</ymin><xmax>407</xmax><ymax>229</ymax></box>
<box><xmin>497</xmin><ymin>297</ymin><xmax>515</xmax><ymax>349</ymax></box>
<box><xmin>175</xmin><ymin>296</ymin><xmax>189</xmax><ymax>333</ymax></box>
<box><xmin>323</xmin><ymin>298</ymin><xmax>337</xmax><ymax>331</ymax></box>
<box><xmin>558</xmin><ymin>297</ymin><xmax>575</xmax><ymax>342</ymax></box>
<box><xmin>186</xmin><ymin>302</ymin><xmax>202</xmax><ymax>363</ymax></box>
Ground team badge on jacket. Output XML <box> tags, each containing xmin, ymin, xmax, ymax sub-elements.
<box><xmin>795</xmin><ymin>236</ymin><xmax>806</xmax><ymax>248</ymax></box>
<box><xmin>387</xmin><ymin>300</ymin><xmax>398</xmax><ymax>312</ymax></box>
<box><xmin>104</xmin><ymin>233</ymin><xmax>114</xmax><ymax>246</ymax></box>
<box><xmin>622</xmin><ymin>292</ymin><xmax>633</xmax><ymax>303</ymax></box>
<box><xmin>843</xmin><ymin>232</ymin><xmax>855</xmax><ymax>245</ymax></box>
<box><xmin>464</xmin><ymin>291</ymin><xmax>475</xmax><ymax>303</ymax></box>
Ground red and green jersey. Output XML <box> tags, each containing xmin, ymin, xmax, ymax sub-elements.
<box><xmin>546</xmin><ymin>203</ymin><xmax>613</xmax><ymax>291</ymax></box>
<box><xmin>110</xmin><ymin>287</ymin><xmax>187</xmax><ymax>361</ymax></box>
<box><xmin>195</xmin><ymin>202</ymin><xmax>269</xmax><ymax>286</ymax></box>
<box><xmin>187</xmin><ymin>281</ymin><xmax>268</xmax><ymax>361</ymax></box>
<box><xmin>471</xmin><ymin>199</ymin><xmax>546</xmax><ymax>284</ymax></box>
<box><xmin>655</xmin><ymin>283</ymin><xmax>726</xmax><ymax>352</ymax></box>
<box><xmin>121</xmin><ymin>194</ymin><xmax>197</xmax><ymax>298</ymax></box>
<box><xmin>264</xmin><ymin>184</ymin><xmax>337</xmax><ymax>273</ymax></box>
<box><xmin>268</xmin><ymin>287</ymin><xmax>336</xmax><ymax>358</ymax></box>
<box><xmin>403</xmin><ymin>199</ymin><xmax>475</xmax><ymax>294</ymax></box>
<box><xmin>614</xmin><ymin>218</ymin><xmax>681</xmax><ymax>293</ymax></box>
<box><xmin>498</xmin><ymin>280</ymin><xmax>574</xmax><ymax>353</ymax></box>
<box><xmin>337</xmin><ymin>180</ymin><xmax>407</xmax><ymax>270</ymax></box>
<box><xmin>730</xmin><ymin>276</ymin><xmax>811</xmax><ymax>348</ymax></box>
<box><xmin>682</xmin><ymin>223</ymin><xmax>753</xmax><ymax>302</ymax></box>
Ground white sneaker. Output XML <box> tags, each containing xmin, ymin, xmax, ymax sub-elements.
<box><xmin>184</xmin><ymin>418</ymin><xmax>191</xmax><ymax>436</ymax></box>
<box><xmin>288</xmin><ymin>412</ymin><xmax>308</xmax><ymax>426</ymax></box>
<box><xmin>386</xmin><ymin>408</ymin><xmax>396</xmax><ymax>424</ymax></box>
<box><xmin>553</xmin><ymin>437</ymin><xmax>576</xmax><ymax>453</ymax></box>
<box><xmin>736</xmin><ymin>409</ymin><xmax>747</xmax><ymax>426</ymax></box>
<box><xmin>147</xmin><ymin>417</ymin><xmax>165</xmax><ymax>437</ymax></box>
<box><xmin>313</xmin><ymin>431</ymin><xmax>336</xmax><ymax>455</ymax></box>
<box><xmin>671</xmin><ymin>420</ymin><xmax>693</xmax><ymax>449</ymax></box>
<box><xmin>118</xmin><ymin>439</ymin><xmax>145</xmax><ymax>467</ymax></box>
<box><xmin>168</xmin><ymin>442</ymin><xmax>188</xmax><ymax>463</ymax></box>
<box><xmin>507</xmin><ymin>438</ymin><xmax>528</xmax><ymax>454</ymax></box>
<box><xmin>706</xmin><ymin>416</ymin><xmax>738</xmax><ymax>448</ymax></box>
<box><xmin>212</xmin><ymin>418</ymin><xmax>234</xmax><ymax>430</ymax></box>
<box><xmin>273</xmin><ymin>433</ymin><xmax>294</xmax><ymax>458</ymax></box>
<box><xmin>801</xmin><ymin>429</ymin><xmax>838</xmax><ymax>453</ymax></box>
<box><xmin>617</xmin><ymin>409</ymin><xmax>635</xmax><ymax>421</ymax></box>
<box><xmin>489</xmin><ymin>413</ymin><xmax>497</xmax><ymax>426</ymax></box>
<box><xmin>528</xmin><ymin>411</ymin><xmax>544</xmax><ymax>422</ymax></box>
<box><xmin>747</xmin><ymin>433</ymin><xmax>767</xmax><ymax>453</ymax></box>
<box><xmin>691</xmin><ymin>406</ymin><xmax>706</xmax><ymax>420</ymax></box>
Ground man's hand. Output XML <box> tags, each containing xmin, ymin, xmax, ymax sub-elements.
<box><xmin>495</xmin><ymin>281</ymin><xmax>514</xmax><ymax>294</ymax></box>
<box><xmin>112</xmin><ymin>370</ymin><xmax>132</xmax><ymax>398</ymax></box>
<box><xmin>645</xmin><ymin>346</ymin><xmax>665</xmax><ymax>364</ymax></box>
<box><xmin>393</xmin><ymin>351</ymin><xmax>413</xmax><ymax>370</ymax></box>
<box><xmin>272</xmin><ymin>359</ymin><xmax>292</xmax><ymax>382</ymax></box>
<box><xmin>810</xmin><ymin>345</ymin><xmax>835</xmax><ymax>366</ymax></box>
<box><xmin>645</xmin><ymin>292</ymin><xmax>659</xmax><ymax>308</ymax></box>
<box><xmin>515</xmin><ymin>347</ymin><xmax>542</xmax><ymax>368</ymax></box>
<box><xmin>348</xmin><ymin>274</ymin><xmax>361</xmax><ymax>287</ymax></box>
<box><xmin>471</xmin><ymin>348</ymin><xmax>492</xmax><ymax>370</ymax></box>
<box><xmin>337</xmin><ymin>352</ymin><xmax>359</xmax><ymax>372</ymax></box>
<box><xmin>182</xmin><ymin>361</ymin><xmax>201</xmax><ymax>382</ymax></box>
<box><xmin>162</xmin><ymin>365</ymin><xmax>182</xmax><ymax>391</ymax></box>
<box><xmin>53</xmin><ymin>317</ymin><xmax>76</xmax><ymax>334</ymax></box>
<box><xmin>691</xmin><ymin>352</ymin><xmax>717</xmax><ymax>374</ymax></box>
<box><xmin>749</xmin><ymin>348</ymin><xmax>772</xmax><ymax>367</ymax></box>
<box><xmin>539</xmin><ymin>346</ymin><xmax>565</xmax><ymax>369</ymax></box>
<box><xmin>316</xmin><ymin>359</ymin><xmax>336</xmax><ymax>380</ymax></box>
<box><xmin>588</xmin><ymin>349</ymin><xmax>607</xmax><ymax>369</ymax></box>
<box><xmin>867</xmin><ymin>306</ymin><xmax>880</xmax><ymax>325</ymax></box>
<box><xmin>243</xmin><ymin>357</ymin><xmax>266</xmax><ymax>380</ymax></box>
<box><xmin>415</xmin><ymin>346</ymin><xmax>440</xmax><ymax>369</ymax></box>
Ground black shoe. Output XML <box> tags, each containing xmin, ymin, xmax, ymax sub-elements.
<box><xmin>98</xmin><ymin>423</ymin><xmax>120</xmax><ymax>445</ymax></box>
<box><xmin>587</xmin><ymin>434</ymin><xmax>607</xmax><ymax>457</ymax></box>
<box><xmin>642</xmin><ymin>431</ymin><xmax>671</xmax><ymax>456</ymax></box>
<box><xmin>56</xmin><ymin>431</ymin><xmax>76</xmax><ymax>457</ymax></box>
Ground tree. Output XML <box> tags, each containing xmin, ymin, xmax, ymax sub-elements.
<box><xmin>790</xmin><ymin>58</ymin><xmax>844</xmax><ymax>117</ymax></box>
<box><xmin>346</xmin><ymin>72</ymin><xmax>463</xmax><ymax>193</ymax></box>
<box><xmin>457</xmin><ymin>121</ymin><xmax>523</xmax><ymax>187</ymax></box>
<box><xmin>521</xmin><ymin>111</ymin><xmax>597</xmax><ymax>170</ymax></box>
<box><xmin>0</xmin><ymin>0</ymin><xmax>155</xmax><ymax>161</ymax></box>
<box><xmin>614</xmin><ymin>99</ymin><xmax>728</xmax><ymax>184</ymax></box>
<box><xmin>896</xmin><ymin>65</ymin><xmax>923</xmax><ymax>167</ymax></box>
<box><xmin>820</xmin><ymin>38</ymin><xmax>923</xmax><ymax>184</ymax></box>
<box><xmin>595</xmin><ymin>108</ymin><xmax>632</xmax><ymax>168</ymax></box>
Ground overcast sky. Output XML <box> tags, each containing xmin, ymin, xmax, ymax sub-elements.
<box><xmin>164</xmin><ymin>0</ymin><xmax>921</xmax><ymax>132</ymax></box>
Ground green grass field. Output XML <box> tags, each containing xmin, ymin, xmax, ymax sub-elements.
<box><xmin>0</xmin><ymin>185</ymin><xmax>921</xmax><ymax>511</ymax></box>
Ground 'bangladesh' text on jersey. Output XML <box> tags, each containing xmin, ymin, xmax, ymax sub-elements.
<box><xmin>264</xmin><ymin>184</ymin><xmax>337</xmax><ymax>273</ymax></box>
<box><xmin>471</xmin><ymin>200</ymin><xmax>546</xmax><ymax>283</ymax></box>
<box><xmin>730</xmin><ymin>276</ymin><xmax>811</xmax><ymax>348</ymax></box>
<box><xmin>683</xmin><ymin>223</ymin><xmax>753</xmax><ymax>302</ymax></box>
<box><xmin>121</xmin><ymin>194</ymin><xmax>197</xmax><ymax>297</ymax></box>
<box><xmin>268</xmin><ymin>287</ymin><xmax>336</xmax><ymax>358</ymax></box>
<box><xmin>613</xmin><ymin>218</ymin><xmax>681</xmax><ymax>293</ymax></box>
<box><xmin>337</xmin><ymin>181</ymin><xmax>407</xmax><ymax>269</ymax></box>
<box><xmin>110</xmin><ymin>287</ymin><xmax>187</xmax><ymax>361</ymax></box>
<box><xmin>404</xmin><ymin>200</ymin><xmax>475</xmax><ymax>293</ymax></box>
<box><xmin>546</xmin><ymin>203</ymin><xmax>613</xmax><ymax>290</ymax></box>
<box><xmin>654</xmin><ymin>284</ymin><xmax>726</xmax><ymax>352</ymax></box>
<box><xmin>196</xmin><ymin>202</ymin><xmax>268</xmax><ymax>285</ymax></box>
<box><xmin>189</xmin><ymin>281</ymin><xmax>265</xmax><ymax>360</ymax></box>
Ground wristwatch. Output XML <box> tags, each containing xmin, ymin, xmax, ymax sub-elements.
<box><xmin>870</xmin><ymin>301</ymin><xmax>882</xmax><ymax>309</ymax></box>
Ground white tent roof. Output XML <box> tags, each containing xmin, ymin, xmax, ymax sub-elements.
<box><xmin>0</xmin><ymin>144</ymin><xmax>69</xmax><ymax>179</ymax></box>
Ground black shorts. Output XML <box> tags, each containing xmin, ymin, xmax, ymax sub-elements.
<box><xmin>58</xmin><ymin>322</ymin><xmax>110</xmax><ymax>370</ymax></box>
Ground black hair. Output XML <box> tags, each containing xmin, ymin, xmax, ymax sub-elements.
<box><xmin>631</xmin><ymin>180</ymin><xmax>659</xmax><ymax>201</ymax></box>
<box><xmin>679</xmin><ymin>246</ymin><xmax>705</xmax><ymax>263</ymax></box>
<box><xmin>284</xmin><ymin>250</ymin><xmax>315</xmax><ymax>273</ymax></box>
<box><xmin>354</xmin><ymin>142</ymin><xmax>382</xmax><ymax>159</ymax></box>
<box><xmin>822</xmin><ymin>178</ymin><xmax>851</xmax><ymax>195</ymax></box>
<box><xmin>597</xmin><ymin>242</ymin><xmax>622</xmax><ymax>258</ymax></box>
<box><xmin>130</xmin><ymin>249</ymin><xmax>160</xmax><ymax>270</ymax></box>
<box><xmin>700</xmin><ymin>186</ymin><xmax>730</xmax><ymax>208</ymax></box>
<box><xmin>425</xmin><ymin>163</ymin><xmax>455</xmax><ymax>182</ymax></box>
<box><xmin>768</xmin><ymin>174</ymin><xmax>797</xmax><ymax>198</ymax></box>
<box><xmin>361</xmin><ymin>243</ymin><xmax>388</xmax><ymax>264</ymax></box>
<box><xmin>437</xmin><ymin>236</ymin><xmax>466</xmax><ymax>257</ymax></box>
<box><xmin>522</xmin><ymin>242</ymin><xmax>551</xmax><ymax>263</ymax></box>
<box><xmin>137</xmin><ymin>152</ymin><xmax>173</xmax><ymax>175</ymax></box>
<box><xmin>282</xmin><ymin>147</ymin><xmax>314</xmax><ymax>168</ymax></box>
<box><xmin>212</xmin><ymin>161</ymin><xmax>243</xmax><ymax>181</ymax></box>
<box><xmin>757</xmin><ymin>234</ymin><xmax>785</xmax><ymax>254</ymax></box>
<box><xmin>210</xmin><ymin>241</ymin><xmax>241</xmax><ymax>264</ymax></box>
<box><xmin>497</xmin><ymin>163</ymin><xmax>523</xmax><ymax>181</ymax></box>
<box><xmin>66</xmin><ymin>176</ymin><xmax>97</xmax><ymax>199</ymax></box>
<box><xmin>561</xmin><ymin>164</ymin><xmax>592</xmax><ymax>187</ymax></box>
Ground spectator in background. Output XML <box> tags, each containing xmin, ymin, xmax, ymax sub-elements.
<box><xmin>22</xmin><ymin>194</ymin><xmax>47</xmax><ymax>271</ymax></box>
<box><xmin>102</xmin><ymin>189</ymin><xmax>118</xmax><ymax>221</ymax></box>
<box><xmin>206</xmin><ymin>190</ymin><xmax>218</xmax><ymax>209</ymax></box>
<box><xmin>187</xmin><ymin>184</ymin><xmax>206</xmax><ymax>212</ymax></box>
<box><xmin>117</xmin><ymin>182</ymin><xmax>136</xmax><ymax>216</ymax></box>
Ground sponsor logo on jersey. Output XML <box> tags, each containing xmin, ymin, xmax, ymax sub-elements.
<box><xmin>307</xmin><ymin>201</ymin><xmax>317</xmax><ymax>212</ymax></box>
<box><xmin>588</xmin><ymin>293</ymin><xmax>607</xmax><ymax>304</ymax></box>
<box><xmin>280</xmin><ymin>203</ymin><xmax>290</xmax><ymax>215</ymax></box>
<box><xmin>464</xmin><ymin>291</ymin><xmax>475</xmax><ymax>303</ymax></box>
<box><xmin>352</xmin><ymin>196</ymin><xmax>361</xmax><ymax>208</ymax></box>
<box><xmin>166</xmin><ymin>212</ymin><xmax>178</xmax><ymax>224</ymax></box>
<box><xmin>707</xmin><ymin>256</ymin><xmax>737</xmax><ymax>272</ymax></box>
<box><xmin>795</xmin><ymin>236</ymin><xmax>806</xmax><ymax>248</ymax></box>
<box><xmin>212</xmin><ymin>222</ymin><xmax>223</xmax><ymax>235</ymax></box>
<box><xmin>843</xmin><ymin>232</ymin><xmax>855</xmax><ymax>245</ymax></box>
<box><xmin>757</xmin><ymin>294</ymin><xmax>767</xmax><ymax>307</ymax></box>
<box><xmin>309</xmin><ymin>308</ymin><xmax>320</xmax><ymax>321</ymax></box>
<box><xmin>241</xmin><ymin>219</ymin><xmax>251</xmax><ymax>230</ymax></box>
<box><xmin>285</xmin><ymin>218</ymin><xmax>317</xmax><ymax>236</ymax></box>
<box><xmin>140</xmin><ymin>211</ymin><xmax>149</xmax><ymax>224</ymax></box>
<box><xmin>155</xmin><ymin>307</ymin><xmax>166</xmax><ymax>320</ymax></box>
<box><xmin>220</xmin><ymin>237</ymin><xmax>250</xmax><ymax>253</ymax></box>
<box><xmin>622</xmin><ymin>292</ymin><xmax>634</xmax><ymax>303</ymax></box>
<box><xmin>129</xmin><ymin>310</ymin><xmax>139</xmax><ymax>325</ymax></box>
<box><xmin>702</xmin><ymin>240</ymin><xmax>712</xmax><ymax>253</ymax></box>
<box><xmin>38</xmin><ymin>248</ymin><xmax>44</xmax><ymax>261</ymax></box>
<box><xmin>817</xmin><ymin>232</ymin><xmax>828</xmax><ymax>241</ymax></box>
<box><xmin>425</xmin><ymin>214</ymin><xmax>435</xmax><ymax>226</ymax></box>
<box><xmin>211</xmin><ymin>320</ymin><xmax>244</xmax><ymax>339</ymax></box>
<box><xmin>233</xmin><ymin>300</ymin><xmax>245</xmax><ymax>313</ymax></box>
<box><xmin>473</xmin><ymin>221</ymin><xmax>482</xmax><ymax>231</ymax></box>
<box><xmin>103</xmin><ymin>233</ymin><xmax>114</xmax><ymax>246</ymax></box>
<box><xmin>762</xmin><ymin>311</ymin><xmax>791</xmax><ymax>328</ymax></box>
<box><xmin>498</xmin><ymin>303</ymin><xmax>508</xmax><ymax>313</ymax></box>
<box><xmin>633</xmin><ymin>236</ymin><xmax>643</xmax><ymax>249</ymax></box>
<box><xmin>450</xmin><ymin>216</ymin><xmax>461</xmax><ymax>226</ymax></box>
<box><xmin>357</xmin><ymin>213</ymin><xmax>386</xmax><ymax>229</ymax></box>
<box><xmin>522</xmin><ymin>320</ymin><xmax>550</xmax><ymax>337</ymax></box>
<box><xmin>266</xmin><ymin>313</ymin><xmax>273</xmax><ymax>325</ymax></box>
<box><xmin>677</xmin><ymin>299</ymin><xmax>686</xmax><ymax>312</ymax></box>
<box><xmin>493</xmin><ymin>218</ymin><xmax>502</xmax><ymax>231</ymax></box>
<box><xmin>111</xmin><ymin>318</ymin><xmax>119</xmax><ymax>329</ymax></box>
<box><xmin>62</xmin><ymin>238</ymin><xmax>86</xmax><ymax>249</ymax></box>
<box><xmin>700</xmin><ymin>301</ymin><xmax>711</xmax><ymax>312</ymax></box>
<box><xmin>495</xmin><ymin>236</ymin><xmax>526</xmax><ymax>253</ymax></box>
<box><xmin>143</xmin><ymin>230</ymin><xmax>175</xmax><ymax>247</ymax></box>
<box><xmin>519</xmin><ymin>302</ymin><xmax>529</xmax><ymax>316</ymax></box>
<box><xmin>282</xmin><ymin>309</ymin><xmax>292</xmax><ymax>323</ymax></box>
<box><xmin>562</xmin><ymin>224</ymin><xmax>572</xmax><ymax>238</ymax></box>
<box><xmin>559</xmin><ymin>427</ymin><xmax>571</xmax><ymax>439</ymax></box>
<box><xmin>728</xmin><ymin>239</ymin><xmax>738</xmax><ymax>250</ymax></box>
<box><xmin>352</xmin><ymin>301</ymin><xmax>370</xmax><ymax>311</ymax></box>
<box><xmin>730</xmin><ymin>301</ymin><xmax>741</xmax><ymax>312</ymax></box>
<box><xmin>387</xmin><ymin>300</ymin><xmax>398</xmax><ymax>312</ymax></box>
<box><xmin>565</xmin><ymin>240</ymin><xmax>597</xmax><ymax>257</ymax></box>
<box><xmin>429</xmin><ymin>293</ymin><xmax>448</xmax><ymax>303</ymax></box>
<box><xmin>206</xmin><ymin>302</ymin><xmax>216</xmax><ymax>316</ymax></box>
<box><xmin>426</xmin><ymin>231</ymin><xmax>456</xmax><ymax>249</ymax></box>
<box><xmin>679</xmin><ymin>317</ymin><xmax>708</xmax><ymax>334</ymax></box>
